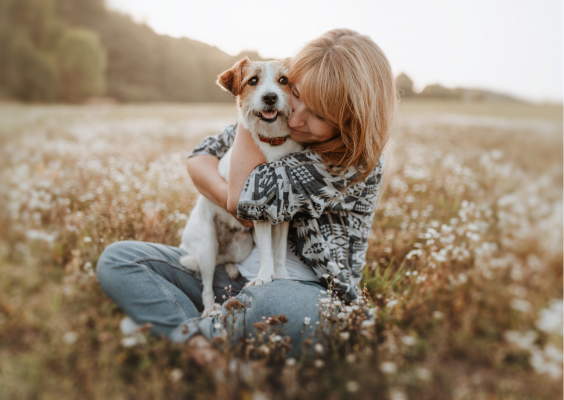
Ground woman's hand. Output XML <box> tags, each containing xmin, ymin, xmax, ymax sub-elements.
<box><xmin>186</xmin><ymin>154</ymin><xmax>254</xmax><ymax>228</ymax></box>
<box><xmin>227</xmin><ymin>124</ymin><xmax>266</xmax><ymax>217</ymax></box>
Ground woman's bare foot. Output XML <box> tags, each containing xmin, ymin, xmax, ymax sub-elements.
<box><xmin>185</xmin><ymin>334</ymin><xmax>226</xmax><ymax>369</ymax></box>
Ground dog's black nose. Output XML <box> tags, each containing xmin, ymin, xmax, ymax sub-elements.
<box><xmin>262</xmin><ymin>92</ymin><xmax>278</xmax><ymax>105</ymax></box>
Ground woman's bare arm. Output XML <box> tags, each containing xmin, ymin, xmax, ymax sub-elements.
<box><xmin>187</xmin><ymin>155</ymin><xmax>255</xmax><ymax>228</ymax></box>
<box><xmin>227</xmin><ymin>124</ymin><xmax>266</xmax><ymax>217</ymax></box>
<box><xmin>187</xmin><ymin>155</ymin><xmax>228</xmax><ymax>208</ymax></box>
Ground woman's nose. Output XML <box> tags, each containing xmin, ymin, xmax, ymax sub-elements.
<box><xmin>290</xmin><ymin>100</ymin><xmax>306</xmax><ymax>126</ymax></box>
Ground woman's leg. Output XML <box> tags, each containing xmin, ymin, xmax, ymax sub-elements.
<box><xmin>96</xmin><ymin>240</ymin><xmax>248</xmax><ymax>338</ymax></box>
<box><xmin>170</xmin><ymin>279</ymin><xmax>325</xmax><ymax>357</ymax></box>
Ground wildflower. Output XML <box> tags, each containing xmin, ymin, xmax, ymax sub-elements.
<box><xmin>361</xmin><ymin>320</ymin><xmax>375</xmax><ymax>328</ymax></box>
<box><xmin>319</xmin><ymin>298</ymin><xmax>331</xmax><ymax>304</ymax></box>
<box><xmin>213</xmin><ymin>323</ymin><xmax>222</xmax><ymax>330</ymax></box>
<box><xmin>339</xmin><ymin>332</ymin><xmax>350</xmax><ymax>340</ymax></box>
<box><xmin>344</xmin><ymin>306</ymin><xmax>353</xmax><ymax>313</ymax></box>
<box><xmin>416</xmin><ymin>367</ymin><xmax>432</xmax><ymax>381</ymax></box>
<box><xmin>258</xmin><ymin>345</ymin><xmax>270</xmax><ymax>356</ymax></box>
<box><xmin>303</xmin><ymin>317</ymin><xmax>311</xmax><ymax>326</ymax></box>
<box><xmin>314</xmin><ymin>359</ymin><xmax>325</xmax><ymax>368</ymax></box>
<box><xmin>210</xmin><ymin>309</ymin><xmax>222</xmax><ymax>317</ymax></box>
<box><xmin>406</xmin><ymin>249</ymin><xmax>422</xmax><ymax>260</ymax></box>
<box><xmin>380</xmin><ymin>361</ymin><xmax>397</xmax><ymax>374</ymax></box>
<box><xmin>346</xmin><ymin>381</ymin><xmax>359</xmax><ymax>393</ymax></box>
<box><xmin>224</xmin><ymin>299</ymin><xmax>244</xmax><ymax>311</ymax></box>
<box><xmin>286</xmin><ymin>358</ymin><xmax>296</xmax><ymax>367</ymax></box>
<box><xmin>389</xmin><ymin>388</ymin><xmax>407</xmax><ymax>400</ymax></box>
<box><xmin>401</xmin><ymin>335</ymin><xmax>416</xmax><ymax>346</ymax></box>
<box><xmin>83</xmin><ymin>236</ymin><xmax>92</xmax><ymax>243</ymax></box>
<box><xmin>432</xmin><ymin>310</ymin><xmax>444</xmax><ymax>319</ymax></box>
<box><xmin>322</xmin><ymin>274</ymin><xmax>330</xmax><ymax>279</ymax></box>
<box><xmin>510</xmin><ymin>298</ymin><xmax>532</xmax><ymax>314</ymax></box>
<box><xmin>536</xmin><ymin>299</ymin><xmax>563</xmax><ymax>334</ymax></box>
<box><xmin>278</xmin><ymin>314</ymin><xmax>289</xmax><ymax>324</ymax></box>
<box><xmin>386</xmin><ymin>300</ymin><xmax>398</xmax><ymax>308</ymax></box>
<box><xmin>169</xmin><ymin>368</ymin><xmax>183</xmax><ymax>382</ymax></box>
<box><xmin>346</xmin><ymin>354</ymin><xmax>357</xmax><ymax>364</ymax></box>
<box><xmin>63</xmin><ymin>331</ymin><xmax>78</xmax><ymax>344</ymax></box>
<box><xmin>121</xmin><ymin>335</ymin><xmax>142</xmax><ymax>347</ymax></box>
<box><xmin>314</xmin><ymin>343</ymin><xmax>324</xmax><ymax>354</ymax></box>
<box><xmin>267</xmin><ymin>316</ymin><xmax>280</xmax><ymax>326</ymax></box>
<box><xmin>270</xmin><ymin>335</ymin><xmax>282</xmax><ymax>342</ymax></box>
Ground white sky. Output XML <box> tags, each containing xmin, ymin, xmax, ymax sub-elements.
<box><xmin>106</xmin><ymin>0</ymin><xmax>563</xmax><ymax>103</ymax></box>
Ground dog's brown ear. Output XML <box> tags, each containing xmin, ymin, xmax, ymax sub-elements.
<box><xmin>217</xmin><ymin>57</ymin><xmax>249</xmax><ymax>96</ymax></box>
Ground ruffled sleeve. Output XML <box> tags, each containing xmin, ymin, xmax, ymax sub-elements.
<box><xmin>188</xmin><ymin>123</ymin><xmax>237</xmax><ymax>160</ymax></box>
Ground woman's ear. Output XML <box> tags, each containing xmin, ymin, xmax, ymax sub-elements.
<box><xmin>217</xmin><ymin>57</ymin><xmax>249</xmax><ymax>96</ymax></box>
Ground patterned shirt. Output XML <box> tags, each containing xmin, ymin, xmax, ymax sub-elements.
<box><xmin>188</xmin><ymin>124</ymin><xmax>384</xmax><ymax>302</ymax></box>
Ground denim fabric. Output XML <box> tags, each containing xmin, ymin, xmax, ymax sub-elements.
<box><xmin>97</xmin><ymin>241</ymin><xmax>326</xmax><ymax>357</ymax></box>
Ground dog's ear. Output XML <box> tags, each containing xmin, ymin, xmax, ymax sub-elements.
<box><xmin>217</xmin><ymin>57</ymin><xmax>249</xmax><ymax>96</ymax></box>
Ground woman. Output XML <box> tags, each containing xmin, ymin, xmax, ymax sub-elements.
<box><xmin>96</xmin><ymin>29</ymin><xmax>397</xmax><ymax>358</ymax></box>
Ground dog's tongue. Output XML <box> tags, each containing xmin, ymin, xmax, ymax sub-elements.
<box><xmin>261</xmin><ymin>110</ymin><xmax>277</xmax><ymax>119</ymax></box>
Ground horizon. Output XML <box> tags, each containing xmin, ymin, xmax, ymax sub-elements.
<box><xmin>106</xmin><ymin>0</ymin><xmax>563</xmax><ymax>104</ymax></box>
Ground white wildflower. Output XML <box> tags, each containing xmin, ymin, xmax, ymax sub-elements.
<box><xmin>303</xmin><ymin>317</ymin><xmax>311</xmax><ymax>326</ymax></box>
<box><xmin>270</xmin><ymin>335</ymin><xmax>282</xmax><ymax>342</ymax></box>
<box><xmin>63</xmin><ymin>331</ymin><xmax>78</xmax><ymax>344</ymax></box>
<box><xmin>416</xmin><ymin>367</ymin><xmax>432</xmax><ymax>381</ymax></box>
<box><xmin>380</xmin><ymin>361</ymin><xmax>397</xmax><ymax>374</ymax></box>
<box><xmin>314</xmin><ymin>343</ymin><xmax>324</xmax><ymax>354</ymax></box>
<box><xmin>346</xmin><ymin>381</ymin><xmax>359</xmax><ymax>393</ymax></box>
<box><xmin>510</xmin><ymin>298</ymin><xmax>532</xmax><ymax>314</ymax></box>
<box><xmin>432</xmin><ymin>310</ymin><xmax>444</xmax><ymax>319</ymax></box>
<box><xmin>401</xmin><ymin>335</ymin><xmax>416</xmax><ymax>346</ymax></box>
<box><xmin>314</xmin><ymin>359</ymin><xmax>325</xmax><ymax>368</ymax></box>
<box><xmin>286</xmin><ymin>358</ymin><xmax>296</xmax><ymax>367</ymax></box>
<box><xmin>339</xmin><ymin>332</ymin><xmax>350</xmax><ymax>340</ymax></box>
<box><xmin>386</xmin><ymin>299</ymin><xmax>398</xmax><ymax>308</ymax></box>
<box><xmin>536</xmin><ymin>299</ymin><xmax>563</xmax><ymax>334</ymax></box>
<box><xmin>169</xmin><ymin>368</ymin><xmax>183</xmax><ymax>382</ymax></box>
<box><xmin>346</xmin><ymin>354</ymin><xmax>357</xmax><ymax>364</ymax></box>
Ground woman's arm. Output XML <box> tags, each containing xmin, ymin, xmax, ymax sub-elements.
<box><xmin>186</xmin><ymin>155</ymin><xmax>228</xmax><ymax>209</ymax></box>
<box><xmin>226</xmin><ymin>124</ymin><xmax>266</xmax><ymax>216</ymax></box>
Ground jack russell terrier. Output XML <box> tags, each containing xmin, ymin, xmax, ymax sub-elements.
<box><xmin>180</xmin><ymin>58</ymin><xmax>303</xmax><ymax>317</ymax></box>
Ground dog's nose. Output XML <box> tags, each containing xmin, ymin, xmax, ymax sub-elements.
<box><xmin>262</xmin><ymin>92</ymin><xmax>278</xmax><ymax>105</ymax></box>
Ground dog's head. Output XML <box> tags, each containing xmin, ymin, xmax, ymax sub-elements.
<box><xmin>217</xmin><ymin>58</ymin><xmax>292</xmax><ymax>137</ymax></box>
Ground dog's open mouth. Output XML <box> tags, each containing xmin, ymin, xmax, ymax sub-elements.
<box><xmin>254</xmin><ymin>110</ymin><xmax>279</xmax><ymax>123</ymax></box>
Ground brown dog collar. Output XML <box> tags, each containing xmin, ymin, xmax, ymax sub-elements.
<box><xmin>258</xmin><ymin>135</ymin><xmax>288</xmax><ymax>146</ymax></box>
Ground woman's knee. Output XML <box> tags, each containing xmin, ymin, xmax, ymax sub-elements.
<box><xmin>96</xmin><ymin>241</ymin><xmax>141</xmax><ymax>285</ymax></box>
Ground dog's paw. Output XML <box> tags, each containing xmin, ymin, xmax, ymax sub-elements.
<box><xmin>247</xmin><ymin>277</ymin><xmax>272</xmax><ymax>287</ymax></box>
<box><xmin>201</xmin><ymin>303</ymin><xmax>221</xmax><ymax>318</ymax></box>
<box><xmin>224</xmin><ymin>263</ymin><xmax>240</xmax><ymax>280</ymax></box>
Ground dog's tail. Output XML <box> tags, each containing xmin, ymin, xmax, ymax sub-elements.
<box><xmin>179</xmin><ymin>255</ymin><xmax>200</xmax><ymax>272</ymax></box>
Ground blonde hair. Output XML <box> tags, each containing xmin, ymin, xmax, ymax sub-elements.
<box><xmin>290</xmin><ymin>29</ymin><xmax>397</xmax><ymax>183</ymax></box>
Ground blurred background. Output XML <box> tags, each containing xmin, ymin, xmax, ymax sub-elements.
<box><xmin>0</xmin><ymin>0</ymin><xmax>561</xmax><ymax>104</ymax></box>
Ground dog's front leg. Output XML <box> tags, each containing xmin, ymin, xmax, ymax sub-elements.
<box><xmin>247</xmin><ymin>220</ymin><xmax>274</xmax><ymax>286</ymax></box>
<box><xmin>272</xmin><ymin>222</ymin><xmax>290</xmax><ymax>279</ymax></box>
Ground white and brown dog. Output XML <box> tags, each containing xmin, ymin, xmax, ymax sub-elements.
<box><xmin>179</xmin><ymin>58</ymin><xmax>303</xmax><ymax>317</ymax></box>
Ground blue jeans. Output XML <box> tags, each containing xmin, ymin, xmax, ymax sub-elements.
<box><xmin>96</xmin><ymin>241</ymin><xmax>325</xmax><ymax>357</ymax></box>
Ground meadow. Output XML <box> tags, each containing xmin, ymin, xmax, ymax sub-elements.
<box><xmin>0</xmin><ymin>100</ymin><xmax>562</xmax><ymax>399</ymax></box>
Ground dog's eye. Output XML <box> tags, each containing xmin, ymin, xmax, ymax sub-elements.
<box><xmin>278</xmin><ymin>76</ymin><xmax>288</xmax><ymax>85</ymax></box>
<box><xmin>248</xmin><ymin>77</ymin><xmax>259</xmax><ymax>86</ymax></box>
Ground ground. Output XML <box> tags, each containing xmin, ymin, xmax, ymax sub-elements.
<box><xmin>0</xmin><ymin>100</ymin><xmax>562</xmax><ymax>399</ymax></box>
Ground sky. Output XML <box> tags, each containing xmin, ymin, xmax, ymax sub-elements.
<box><xmin>106</xmin><ymin>0</ymin><xmax>563</xmax><ymax>103</ymax></box>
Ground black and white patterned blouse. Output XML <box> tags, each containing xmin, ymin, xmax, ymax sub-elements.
<box><xmin>188</xmin><ymin>124</ymin><xmax>384</xmax><ymax>302</ymax></box>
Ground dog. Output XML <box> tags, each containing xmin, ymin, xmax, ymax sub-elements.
<box><xmin>179</xmin><ymin>58</ymin><xmax>303</xmax><ymax>317</ymax></box>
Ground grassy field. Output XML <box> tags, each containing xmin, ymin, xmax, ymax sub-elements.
<box><xmin>0</xmin><ymin>100</ymin><xmax>562</xmax><ymax>399</ymax></box>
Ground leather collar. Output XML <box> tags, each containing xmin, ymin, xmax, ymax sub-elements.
<box><xmin>258</xmin><ymin>135</ymin><xmax>288</xmax><ymax>146</ymax></box>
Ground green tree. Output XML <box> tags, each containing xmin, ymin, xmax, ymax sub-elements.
<box><xmin>56</xmin><ymin>29</ymin><xmax>106</xmax><ymax>102</ymax></box>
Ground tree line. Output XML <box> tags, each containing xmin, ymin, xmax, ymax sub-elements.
<box><xmin>0</xmin><ymin>0</ymin><xmax>263</xmax><ymax>103</ymax></box>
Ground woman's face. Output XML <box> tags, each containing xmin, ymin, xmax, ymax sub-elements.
<box><xmin>287</xmin><ymin>81</ymin><xmax>339</xmax><ymax>144</ymax></box>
